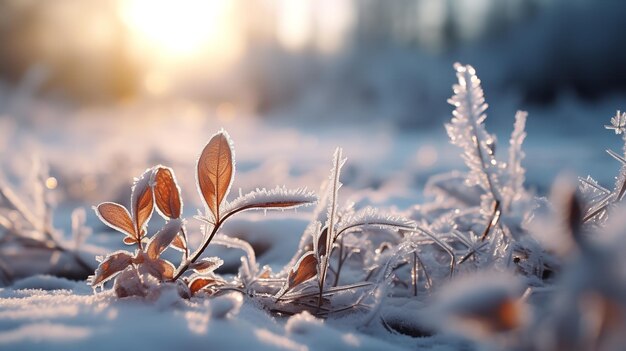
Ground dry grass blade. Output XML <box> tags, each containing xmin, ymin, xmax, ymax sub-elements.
<box><xmin>153</xmin><ymin>166</ymin><xmax>183</xmax><ymax>219</ymax></box>
<box><xmin>95</xmin><ymin>202</ymin><xmax>136</xmax><ymax>237</ymax></box>
<box><xmin>197</xmin><ymin>131</ymin><xmax>234</xmax><ymax>223</ymax></box>
<box><xmin>89</xmin><ymin>251</ymin><xmax>133</xmax><ymax>286</ymax></box>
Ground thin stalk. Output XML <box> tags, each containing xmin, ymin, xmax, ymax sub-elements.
<box><xmin>411</xmin><ymin>252</ymin><xmax>417</xmax><ymax>296</ymax></box>
<box><xmin>414</xmin><ymin>226</ymin><xmax>456</xmax><ymax>277</ymax></box>
<box><xmin>332</xmin><ymin>238</ymin><xmax>345</xmax><ymax>287</ymax></box>
<box><xmin>180</xmin><ymin>226</ymin><xmax>189</xmax><ymax>261</ymax></box>
<box><xmin>172</xmin><ymin>206</ymin><xmax>247</xmax><ymax>281</ymax></box>
<box><xmin>480</xmin><ymin>200</ymin><xmax>501</xmax><ymax>242</ymax></box>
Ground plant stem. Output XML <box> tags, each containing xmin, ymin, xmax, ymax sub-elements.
<box><xmin>172</xmin><ymin>221</ymin><xmax>220</xmax><ymax>281</ymax></box>
<box><xmin>480</xmin><ymin>200</ymin><xmax>501</xmax><ymax>242</ymax></box>
<box><xmin>411</xmin><ymin>252</ymin><xmax>417</xmax><ymax>296</ymax></box>
<box><xmin>332</xmin><ymin>238</ymin><xmax>345</xmax><ymax>287</ymax></box>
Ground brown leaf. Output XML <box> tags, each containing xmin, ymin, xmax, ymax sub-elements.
<box><xmin>189</xmin><ymin>277</ymin><xmax>218</xmax><ymax>295</ymax></box>
<box><xmin>123</xmin><ymin>236</ymin><xmax>137</xmax><ymax>245</ymax></box>
<box><xmin>145</xmin><ymin>219</ymin><xmax>182</xmax><ymax>259</ymax></box>
<box><xmin>287</xmin><ymin>251</ymin><xmax>318</xmax><ymax>290</ymax></box>
<box><xmin>131</xmin><ymin>169</ymin><xmax>155</xmax><ymax>237</ymax></box>
<box><xmin>197</xmin><ymin>131</ymin><xmax>234</xmax><ymax>222</ymax></box>
<box><xmin>316</xmin><ymin>227</ymin><xmax>328</xmax><ymax>259</ymax></box>
<box><xmin>89</xmin><ymin>251</ymin><xmax>133</xmax><ymax>286</ymax></box>
<box><xmin>153</xmin><ymin>166</ymin><xmax>182</xmax><ymax>219</ymax></box>
<box><xmin>113</xmin><ymin>267</ymin><xmax>147</xmax><ymax>298</ymax></box>
<box><xmin>139</xmin><ymin>256</ymin><xmax>176</xmax><ymax>281</ymax></box>
<box><xmin>171</xmin><ymin>234</ymin><xmax>187</xmax><ymax>252</ymax></box>
<box><xmin>95</xmin><ymin>202</ymin><xmax>136</xmax><ymax>237</ymax></box>
<box><xmin>191</xmin><ymin>257</ymin><xmax>224</xmax><ymax>274</ymax></box>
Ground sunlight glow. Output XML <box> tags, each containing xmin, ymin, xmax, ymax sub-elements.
<box><xmin>120</xmin><ymin>0</ymin><xmax>227</xmax><ymax>57</ymax></box>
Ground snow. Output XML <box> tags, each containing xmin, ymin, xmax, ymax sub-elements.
<box><xmin>1</xmin><ymin>53</ymin><xmax>626</xmax><ymax>350</ymax></box>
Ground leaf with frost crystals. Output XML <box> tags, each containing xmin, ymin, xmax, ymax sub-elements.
<box><xmin>276</xmin><ymin>251</ymin><xmax>318</xmax><ymax>299</ymax></box>
<box><xmin>504</xmin><ymin>111</ymin><xmax>528</xmax><ymax>209</ymax></box>
<box><xmin>222</xmin><ymin>186</ymin><xmax>317</xmax><ymax>217</ymax></box>
<box><xmin>130</xmin><ymin>168</ymin><xmax>155</xmax><ymax>238</ymax></box>
<box><xmin>335</xmin><ymin>207</ymin><xmax>414</xmax><ymax>238</ymax></box>
<box><xmin>317</xmin><ymin>148</ymin><xmax>346</xmax><ymax>290</ymax></box>
<box><xmin>145</xmin><ymin>218</ymin><xmax>182</xmax><ymax>259</ymax></box>
<box><xmin>190</xmin><ymin>257</ymin><xmax>223</xmax><ymax>274</ymax></box>
<box><xmin>189</xmin><ymin>276</ymin><xmax>224</xmax><ymax>295</ymax></box>
<box><xmin>445</xmin><ymin>63</ymin><xmax>501</xmax><ymax>202</ymax></box>
<box><xmin>94</xmin><ymin>202</ymin><xmax>136</xmax><ymax>238</ymax></box>
<box><xmin>197</xmin><ymin>130</ymin><xmax>234</xmax><ymax>223</ymax></box>
<box><xmin>152</xmin><ymin>166</ymin><xmax>183</xmax><ymax>219</ymax></box>
<box><xmin>88</xmin><ymin>251</ymin><xmax>133</xmax><ymax>287</ymax></box>
<box><xmin>138</xmin><ymin>255</ymin><xmax>175</xmax><ymax>281</ymax></box>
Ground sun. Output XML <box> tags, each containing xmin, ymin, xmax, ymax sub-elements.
<box><xmin>120</xmin><ymin>0</ymin><xmax>229</xmax><ymax>58</ymax></box>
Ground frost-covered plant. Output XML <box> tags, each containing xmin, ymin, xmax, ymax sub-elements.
<box><xmin>270</xmin><ymin>148</ymin><xmax>413</xmax><ymax>315</ymax></box>
<box><xmin>89</xmin><ymin>130</ymin><xmax>316</xmax><ymax>297</ymax></box>
<box><xmin>579</xmin><ymin>110</ymin><xmax>626</xmax><ymax>225</ymax></box>
<box><xmin>405</xmin><ymin>63</ymin><xmax>539</xmax><ymax>279</ymax></box>
<box><xmin>0</xmin><ymin>159</ymin><xmax>93</xmax><ymax>284</ymax></box>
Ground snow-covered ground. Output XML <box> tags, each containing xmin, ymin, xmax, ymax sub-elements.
<box><xmin>2</xmin><ymin>62</ymin><xmax>626</xmax><ymax>350</ymax></box>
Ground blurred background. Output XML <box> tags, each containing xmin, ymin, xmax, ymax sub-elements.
<box><xmin>1</xmin><ymin>0</ymin><xmax>626</xmax><ymax>222</ymax></box>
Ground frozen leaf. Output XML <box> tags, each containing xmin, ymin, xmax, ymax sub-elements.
<box><xmin>94</xmin><ymin>202</ymin><xmax>135</xmax><ymax>238</ymax></box>
<box><xmin>318</xmin><ymin>148</ymin><xmax>346</xmax><ymax>289</ymax></box>
<box><xmin>197</xmin><ymin>131</ymin><xmax>234</xmax><ymax>223</ymax></box>
<box><xmin>139</xmin><ymin>256</ymin><xmax>176</xmax><ymax>281</ymax></box>
<box><xmin>280</xmin><ymin>251</ymin><xmax>318</xmax><ymax>297</ymax></box>
<box><xmin>131</xmin><ymin>168</ymin><xmax>155</xmax><ymax>236</ymax></box>
<box><xmin>316</xmin><ymin>226</ymin><xmax>328</xmax><ymax>259</ymax></box>
<box><xmin>504</xmin><ymin>110</ymin><xmax>528</xmax><ymax>209</ymax></box>
<box><xmin>152</xmin><ymin>166</ymin><xmax>182</xmax><ymax>219</ymax></box>
<box><xmin>335</xmin><ymin>207</ymin><xmax>414</xmax><ymax>237</ymax></box>
<box><xmin>113</xmin><ymin>267</ymin><xmax>147</xmax><ymax>298</ymax></box>
<box><xmin>189</xmin><ymin>277</ymin><xmax>220</xmax><ymax>295</ymax></box>
<box><xmin>446</xmin><ymin>63</ymin><xmax>502</xmax><ymax>202</ymax></box>
<box><xmin>171</xmin><ymin>233</ymin><xmax>187</xmax><ymax>252</ymax></box>
<box><xmin>145</xmin><ymin>218</ymin><xmax>182</xmax><ymax>259</ymax></box>
<box><xmin>191</xmin><ymin>257</ymin><xmax>224</xmax><ymax>274</ymax></box>
<box><xmin>123</xmin><ymin>236</ymin><xmax>137</xmax><ymax>245</ymax></box>
<box><xmin>223</xmin><ymin>186</ymin><xmax>317</xmax><ymax>217</ymax></box>
<box><xmin>89</xmin><ymin>251</ymin><xmax>133</xmax><ymax>287</ymax></box>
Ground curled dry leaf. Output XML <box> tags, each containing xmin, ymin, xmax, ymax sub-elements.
<box><xmin>278</xmin><ymin>251</ymin><xmax>318</xmax><ymax>298</ymax></box>
<box><xmin>95</xmin><ymin>202</ymin><xmax>136</xmax><ymax>238</ymax></box>
<box><xmin>123</xmin><ymin>236</ymin><xmax>137</xmax><ymax>245</ymax></box>
<box><xmin>153</xmin><ymin>166</ymin><xmax>182</xmax><ymax>219</ymax></box>
<box><xmin>114</xmin><ymin>267</ymin><xmax>147</xmax><ymax>298</ymax></box>
<box><xmin>90</xmin><ymin>251</ymin><xmax>133</xmax><ymax>287</ymax></box>
<box><xmin>197</xmin><ymin>131</ymin><xmax>234</xmax><ymax>223</ymax></box>
<box><xmin>316</xmin><ymin>227</ymin><xmax>328</xmax><ymax>260</ymax></box>
<box><xmin>145</xmin><ymin>218</ymin><xmax>183</xmax><ymax>260</ymax></box>
<box><xmin>458</xmin><ymin>298</ymin><xmax>521</xmax><ymax>334</ymax></box>
<box><xmin>191</xmin><ymin>257</ymin><xmax>224</xmax><ymax>274</ymax></box>
<box><xmin>171</xmin><ymin>234</ymin><xmax>187</xmax><ymax>252</ymax></box>
<box><xmin>139</xmin><ymin>256</ymin><xmax>176</xmax><ymax>281</ymax></box>
<box><xmin>189</xmin><ymin>277</ymin><xmax>222</xmax><ymax>295</ymax></box>
<box><xmin>131</xmin><ymin>169</ymin><xmax>155</xmax><ymax>237</ymax></box>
